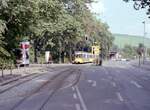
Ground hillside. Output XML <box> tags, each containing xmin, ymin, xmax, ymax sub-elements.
<box><xmin>113</xmin><ymin>34</ymin><xmax>150</xmax><ymax>48</ymax></box>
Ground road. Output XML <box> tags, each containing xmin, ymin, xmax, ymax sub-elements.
<box><xmin>0</xmin><ymin>61</ymin><xmax>150</xmax><ymax>110</ymax></box>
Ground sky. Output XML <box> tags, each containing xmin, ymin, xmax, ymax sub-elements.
<box><xmin>89</xmin><ymin>0</ymin><xmax>150</xmax><ymax>38</ymax></box>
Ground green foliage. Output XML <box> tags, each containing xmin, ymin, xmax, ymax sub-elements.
<box><xmin>113</xmin><ymin>34</ymin><xmax>150</xmax><ymax>48</ymax></box>
<box><xmin>0</xmin><ymin>20</ymin><xmax>10</xmax><ymax>62</ymax></box>
<box><xmin>122</xmin><ymin>45</ymin><xmax>137</xmax><ymax>58</ymax></box>
<box><xmin>123</xmin><ymin>0</ymin><xmax>150</xmax><ymax>18</ymax></box>
<box><xmin>147</xmin><ymin>48</ymin><xmax>150</xmax><ymax>57</ymax></box>
<box><xmin>0</xmin><ymin>0</ymin><xmax>113</xmax><ymax>63</ymax></box>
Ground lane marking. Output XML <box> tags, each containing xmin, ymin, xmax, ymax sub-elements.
<box><xmin>112</xmin><ymin>82</ymin><xmax>117</xmax><ymax>87</ymax></box>
<box><xmin>101</xmin><ymin>78</ymin><xmax>107</xmax><ymax>81</ymax></box>
<box><xmin>87</xmin><ymin>80</ymin><xmax>97</xmax><ymax>87</ymax></box>
<box><xmin>92</xmin><ymin>81</ymin><xmax>97</xmax><ymax>87</ymax></box>
<box><xmin>116</xmin><ymin>92</ymin><xmax>124</xmax><ymax>102</ymax></box>
<box><xmin>87</xmin><ymin>80</ymin><xmax>92</xmax><ymax>83</ymax></box>
<box><xmin>75</xmin><ymin>104</ymin><xmax>81</xmax><ymax>110</ymax></box>
<box><xmin>72</xmin><ymin>87</ymin><xmax>75</xmax><ymax>91</ymax></box>
<box><xmin>130</xmin><ymin>81</ymin><xmax>142</xmax><ymax>88</ymax></box>
<box><xmin>103</xmin><ymin>67</ymin><xmax>109</xmax><ymax>75</ymax></box>
<box><xmin>73</xmin><ymin>93</ymin><xmax>77</xmax><ymax>99</ymax></box>
<box><xmin>61</xmin><ymin>83</ymin><xmax>74</xmax><ymax>90</ymax></box>
<box><xmin>75</xmin><ymin>86</ymin><xmax>88</xmax><ymax>110</ymax></box>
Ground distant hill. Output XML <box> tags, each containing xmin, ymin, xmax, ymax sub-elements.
<box><xmin>113</xmin><ymin>34</ymin><xmax>150</xmax><ymax>48</ymax></box>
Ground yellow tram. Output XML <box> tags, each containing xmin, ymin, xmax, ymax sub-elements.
<box><xmin>73</xmin><ymin>45</ymin><xmax>100</xmax><ymax>64</ymax></box>
<box><xmin>73</xmin><ymin>51</ymin><xmax>95</xmax><ymax>64</ymax></box>
<box><xmin>73</xmin><ymin>51</ymin><xmax>99</xmax><ymax>64</ymax></box>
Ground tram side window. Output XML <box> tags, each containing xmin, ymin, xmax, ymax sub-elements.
<box><xmin>86</xmin><ymin>54</ymin><xmax>88</xmax><ymax>58</ymax></box>
<box><xmin>75</xmin><ymin>54</ymin><xmax>82</xmax><ymax>58</ymax></box>
<box><xmin>83</xmin><ymin>54</ymin><xmax>87</xmax><ymax>58</ymax></box>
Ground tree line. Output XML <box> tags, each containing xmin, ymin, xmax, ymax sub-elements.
<box><xmin>0</xmin><ymin>0</ymin><xmax>113</xmax><ymax>64</ymax></box>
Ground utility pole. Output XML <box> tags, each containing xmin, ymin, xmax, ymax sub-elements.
<box><xmin>59</xmin><ymin>37</ymin><xmax>62</xmax><ymax>64</ymax></box>
<box><xmin>142</xmin><ymin>21</ymin><xmax>146</xmax><ymax>64</ymax></box>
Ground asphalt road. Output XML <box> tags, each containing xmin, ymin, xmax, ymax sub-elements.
<box><xmin>0</xmin><ymin>61</ymin><xmax>150</xmax><ymax>110</ymax></box>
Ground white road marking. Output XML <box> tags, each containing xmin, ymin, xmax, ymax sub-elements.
<box><xmin>87</xmin><ymin>80</ymin><xmax>92</xmax><ymax>83</ymax></box>
<box><xmin>130</xmin><ymin>81</ymin><xmax>142</xmax><ymax>88</ymax></box>
<box><xmin>112</xmin><ymin>82</ymin><xmax>117</xmax><ymax>87</ymax></box>
<box><xmin>75</xmin><ymin>86</ymin><xmax>88</xmax><ymax>110</ymax></box>
<box><xmin>34</xmin><ymin>79</ymin><xmax>47</xmax><ymax>83</ymax></box>
<box><xmin>75</xmin><ymin>104</ymin><xmax>81</xmax><ymax>110</ymax></box>
<box><xmin>87</xmin><ymin>80</ymin><xmax>97</xmax><ymax>87</ymax></box>
<box><xmin>103</xmin><ymin>68</ymin><xmax>109</xmax><ymax>75</ymax></box>
<box><xmin>61</xmin><ymin>82</ymin><xmax>76</xmax><ymax>90</ymax></box>
<box><xmin>72</xmin><ymin>87</ymin><xmax>75</xmax><ymax>91</ymax></box>
<box><xmin>101</xmin><ymin>78</ymin><xmax>107</xmax><ymax>81</ymax></box>
<box><xmin>116</xmin><ymin>92</ymin><xmax>124</xmax><ymax>102</ymax></box>
<box><xmin>73</xmin><ymin>93</ymin><xmax>77</xmax><ymax>99</ymax></box>
<box><xmin>92</xmin><ymin>81</ymin><xmax>97</xmax><ymax>87</ymax></box>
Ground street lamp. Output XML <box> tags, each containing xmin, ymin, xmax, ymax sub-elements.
<box><xmin>142</xmin><ymin>21</ymin><xmax>146</xmax><ymax>64</ymax></box>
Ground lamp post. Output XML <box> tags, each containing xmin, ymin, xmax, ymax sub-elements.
<box><xmin>59</xmin><ymin>36</ymin><xmax>62</xmax><ymax>64</ymax></box>
<box><xmin>142</xmin><ymin>21</ymin><xmax>146</xmax><ymax>64</ymax></box>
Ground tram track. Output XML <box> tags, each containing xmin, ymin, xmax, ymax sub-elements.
<box><xmin>60</xmin><ymin>69</ymin><xmax>82</xmax><ymax>90</ymax></box>
<box><xmin>38</xmin><ymin>68</ymin><xmax>81</xmax><ymax>110</ymax></box>
<box><xmin>0</xmin><ymin>73</ymin><xmax>43</xmax><ymax>94</ymax></box>
<box><xmin>9</xmin><ymin>67</ymin><xmax>81</xmax><ymax>110</ymax></box>
<box><xmin>0</xmin><ymin>66</ymin><xmax>57</xmax><ymax>86</ymax></box>
<box><xmin>0</xmin><ymin>73</ymin><xmax>38</xmax><ymax>86</ymax></box>
<box><xmin>0</xmin><ymin>67</ymin><xmax>70</xmax><ymax>95</ymax></box>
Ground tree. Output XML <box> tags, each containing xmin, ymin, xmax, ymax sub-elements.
<box><xmin>0</xmin><ymin>0</ymin><xmax>113</xmax><ymax>64</ymax></box>
<box><xmin>147</xmin><ymin>48</ymin><xmax>150</xmax><ymax>57</ymax></box>
<box><xmin>122</xmin><ymin>45</ymin><xmax>137</xmax><ymax>58</ymax></box>
<box><xmin>123</xmin><ymin>0</ymin><xmax>150</xmax><ymax>18</ymax></box>
<box><xmin>0</xmin><ymin>20</ymin><xmax>10</xmax><ymax>63</ymax></box>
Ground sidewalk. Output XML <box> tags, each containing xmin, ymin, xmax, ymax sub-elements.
<box><xmin>0</xmin><ymin>65</ymin><xmax>47</xmax><ymax>83</ymax></box>
<box><xmin>141</xmin><ymin>60</ymin><xmax>150</xmax><ymax>71</ymax></box>
<box><xmin>130</xmin><ymin>59</ymin><xmax>150</xmax><ymax>71</ymax></box>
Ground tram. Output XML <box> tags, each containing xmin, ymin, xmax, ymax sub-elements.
<box><xmin>73</xmin><ymin>51</ymin><xmax>98</xmax><ymax>64</ymax></box>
